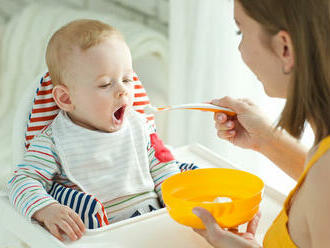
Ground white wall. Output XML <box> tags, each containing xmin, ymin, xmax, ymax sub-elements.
<box><xmin>0</xmin><ymin>0</ymin><xmax>169</xmax><ymax>35</ymax></box>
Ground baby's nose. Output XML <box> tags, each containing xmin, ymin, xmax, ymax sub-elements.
<box><xmin>116</xmin><ymin>84</ymin><xmax>128</xmax><ymax>97</ymax></box>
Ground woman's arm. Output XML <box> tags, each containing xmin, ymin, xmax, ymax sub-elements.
<box><xmin>212</xmin><ymin>97</ymin><xmax>307</xmax><ymax>180</ymax></box>
<box><xmin>257</xmin><ymin>128</ymin><xmax>307</xmax><ymax>180</ymax></box>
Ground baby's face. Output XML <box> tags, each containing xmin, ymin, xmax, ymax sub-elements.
<box><xmin>64</xmin><ymin>37</ymin><xmax>134</xmax><ymax>132</ymax></box>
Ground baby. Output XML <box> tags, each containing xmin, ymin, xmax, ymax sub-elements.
<box><xmin>7</xmin><ymin>19</ymin><xmax>181</xmax><ymax>241</ymax></box>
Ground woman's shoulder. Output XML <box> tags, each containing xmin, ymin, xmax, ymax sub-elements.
<box><xmin>300</xmin><ymin>147</ymin><xmax>330</xmax><ymax>243</ymax></box>
<box><xmin>304</xmin><ymin>148</ymin><xmax>330</xmax><ymax>199</ymax></box>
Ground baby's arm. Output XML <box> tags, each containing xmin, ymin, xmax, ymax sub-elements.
<box><xmin>147</xmin><ymin>131</ymin><xmax>180</xmax><ymax>205</ymax></box>
<box><xmin>7</xmin><ymin>132</ymin><xmax>85</xmax><ymax>240</ymax></box>
<box><xmin>8</xmin><ymin>134</ymin><xmax>60</xmax><ymax>219</ymax></box>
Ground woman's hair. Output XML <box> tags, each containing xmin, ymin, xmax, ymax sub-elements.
<box><xmin>239</xmin><ymin>0</ymin><xmax>330</xmax><ymax>143</ymax></box>
<box><xmin>46</xmin><ymin>19</ymin><xmax>123</xmax><ymax>86</ymax></box>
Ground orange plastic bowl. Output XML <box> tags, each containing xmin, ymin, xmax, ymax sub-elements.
<box><xmin>161</xmin><ymin>168</ymin><xmax>264</xmax><ymax>229</ymax></box>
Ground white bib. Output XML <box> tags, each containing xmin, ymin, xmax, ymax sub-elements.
<box><xmin>51</xmin><ymin>110</ymin><xmax>155</xmax><ymax>202</ymax></box>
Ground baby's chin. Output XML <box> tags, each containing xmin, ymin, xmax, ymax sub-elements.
<box><xmin>73</xmin><ymin>105</ymin><xmax>130</xmax><ymax>132</ymax></box>
<box><xmin>106</xmin><ymin>104</ymin><xmax>130</xmax><ymax>132</ymax></box>
<box><xmin>100</xmin><ymin>116</ymin><xmax>127</xmax><ymax>133</ymax></box>
<box><xmin>105</xmin><ymin>122</ymin><xmax>125</xmax><ymax>133</ymax></box>
<box><xmin>68</xmin><ymin>113</ymin><xmax>125</xmax><ymax>133</ymax></box>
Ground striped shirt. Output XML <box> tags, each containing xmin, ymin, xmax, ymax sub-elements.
<box><xmin>8</xmin><ymin>112</ymin><xmax>180</xmax><ymax>222</ymax></box>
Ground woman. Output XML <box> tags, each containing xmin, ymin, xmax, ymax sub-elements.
<box><xmin>193</xmin><ymin>0</ymin><xmax>330</xmax><ymax>247</ymax></box>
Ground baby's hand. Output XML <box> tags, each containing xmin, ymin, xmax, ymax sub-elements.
<box><xmin>32</xmin><ymin>203</ymin><xmax>85</xmax><ymax>241</ymax></box>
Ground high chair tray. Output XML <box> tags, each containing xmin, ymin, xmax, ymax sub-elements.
<box><xmin>0</xmin><ymin>144</ymin><xmax>287</xmax><ymax>248</ymax></box>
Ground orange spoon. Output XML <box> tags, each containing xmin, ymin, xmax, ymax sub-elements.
<box><xmin>144</xmin><ymin>103</ymin><xmax>236</xmax><ymax>116</ymax></box>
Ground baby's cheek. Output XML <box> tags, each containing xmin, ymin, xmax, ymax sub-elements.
<box><xmin>94</xmin><ymin>105</ymin><xmax>110</xmax><ymax>119</ymax></box>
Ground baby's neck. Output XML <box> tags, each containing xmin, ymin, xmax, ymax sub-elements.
<box><xmin>65</xmin><ymin>111</ymin><xmax>98</xmax><ymax>131</ymax></box>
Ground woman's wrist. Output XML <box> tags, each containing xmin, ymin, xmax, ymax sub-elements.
<box><xmin>249</xmin><ymin>119</ymin><xmax>274</xmax><ymax>153</ymax></box>
<box><xmin>254</xmin><ymin>125</ymin><xmax>281</xmax><ymax>153</ymax></box>
<box><xmin>254</xmin><ymin>127</ymin><xmax>307</xmax><ymax>180</ymax></box>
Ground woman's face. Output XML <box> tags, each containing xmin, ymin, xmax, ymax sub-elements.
<box><xmin>234</xmin><ymin>0</ymin><xmax>292</xmax><ymax>98</ymax></box>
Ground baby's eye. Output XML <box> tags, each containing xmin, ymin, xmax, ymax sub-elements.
<box><xmin>99</xmin><ymin>82</ymin><xmax>112</xmax><ymax>88</ymax></box>
<box><xmin>236</xmin><ymin>30</ymin><xmax>242</xmax><ymax>35</ymax></box>
<box><xmin>123</xmin><ymin>79</ymin><xmax>133</xmax><ymax>83</ymax></box>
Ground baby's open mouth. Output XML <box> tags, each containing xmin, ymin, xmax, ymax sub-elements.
<box><xmin>113</xmin><ymin>105</ymin><xmax>127</xmax><ymax>124</ymax></box>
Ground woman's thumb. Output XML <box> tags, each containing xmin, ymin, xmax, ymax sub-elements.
<box><xmin>246</xmin><ymin>211</ymin><xmax>261</xmax><ymax>236</ymax></box>
<box><xmin>193</xmin><ymin>207</ymin><xmax>221</xmax><ymax>232</ymax></box>
<box><xmin>211</xmin><ymin>97</ymin><xmax>245</xmax><ymax>114</ymax></box>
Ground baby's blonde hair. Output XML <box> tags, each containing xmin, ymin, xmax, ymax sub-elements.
<box><xmin>46</xmin><ymin>19</ymin><xmax>123</xmax><ymax>85</ymax></box>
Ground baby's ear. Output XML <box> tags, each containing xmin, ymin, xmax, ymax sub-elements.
<box><xmin>52</xmin><ymin>84</ymin><xmax>74</xmax><ymax>112</ymax></box>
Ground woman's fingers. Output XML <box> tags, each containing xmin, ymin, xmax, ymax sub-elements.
<box><xmin>211</xmin><ymin>97</ymin><xmax>247</xmax><ymax>114</ymax></box>
<box><xmin>214</xmin><ymin>112</ymin><xmax>227</xmax><ymax>122</ymax></box>
<box><xmin>246</xmin><ymin>212</ymin><xmax>261</xmax><ymax>236</ymax></box>
<box><xmin>192</xmin><ymin>207</ymin><xmax>262</xmax><ymax>248</ymax></box>
<box><xmin>238</xmin><ymin>98</ymin><xmax>255</xmax><ymax>106</ymax></box>
<box><xmin>217</xmin><ymin>130</ymin><xmax>236</xmax><ymax>140</ymax></box>
<box><xmin>193</xmin><ymin>227</ymin><xmax>208</xmax><ymax>237</ymax></box>
<box><xmin>193</xmin><ymin>207</ymin><xmax>222</xmax><ymax>234</ymax></box>
<box><xmin>215</xmin><ymin>120</ymin><xmax>235</xmax><ymax>131</ymax></box>
<box><xmin>214</xmin><ymin>109</ymin><xmax>238</xmax><ymax>141</ymax></box>
<box><xmin>227</xmin><ymin>226</ymin><xmax>239</xmax><ymax>233</ymax></box>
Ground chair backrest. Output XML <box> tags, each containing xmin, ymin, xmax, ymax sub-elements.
<box><xmin>12</xmin><ymin>72</ymin><xmax>154</xmax><ymax>167</ymax></box>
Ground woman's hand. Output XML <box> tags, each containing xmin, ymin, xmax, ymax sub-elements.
<box><xmin>193</xmin><ymin>207</ymin><xmax>262</xmax><ymax>248</ymax></box>
<box><xmin>32</xmin><ymin>203</ymin><xmax>86</xmax><ymax>241</ymax></box>
<box><xmin>212</xmin><ymin>97</ymin><xmax>272</xmax><ymax>152</ymax></box>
